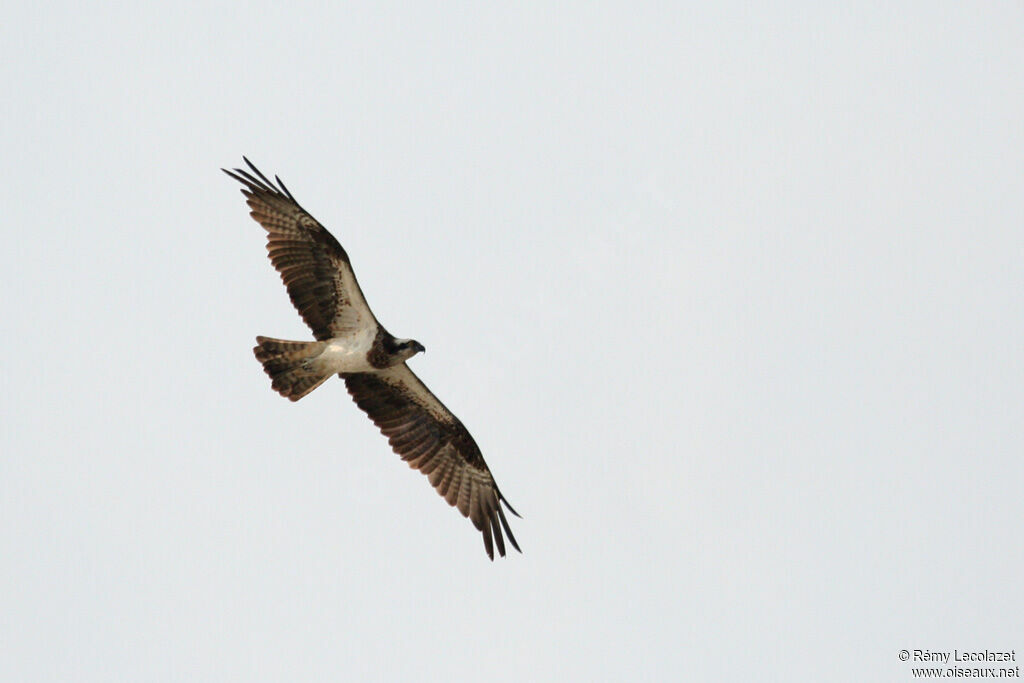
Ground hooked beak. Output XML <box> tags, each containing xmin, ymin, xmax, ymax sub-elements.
<box><xmin>413</xmin><ymin>341</ymin><xmax>426</xmax><ymax>354</ymax></box>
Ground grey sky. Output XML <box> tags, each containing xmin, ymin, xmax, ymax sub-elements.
<box><xmin>3</xmin><ymin>2</ymin><xmax>1023</xmax><ymax>681</ymax></box>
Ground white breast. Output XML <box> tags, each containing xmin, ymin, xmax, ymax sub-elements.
<box><xmin>314</xmin><ymin>326</ymin><xmax>378</xmax><ymax>374</ymax></box>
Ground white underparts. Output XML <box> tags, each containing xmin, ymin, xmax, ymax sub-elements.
<box><xmin>312</xmin><ymin>327</ymin><xmax>378</xmax><ymax>374</ymax></box>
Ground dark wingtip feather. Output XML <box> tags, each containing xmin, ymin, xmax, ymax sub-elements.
<box><xmin>244</xmin><ymin>157</ymin><xmax>277</xmax><ymax>188</ymax></box>
<box><xmin>499</xmin><ymin>494</ymin><xmax>522</xmax><ymax>519</ymax></box>
<box><xmin>222</xmin><ymin>167</ymin><xmax>253</xmax><ymax>188</ymax></box>
<box><xmin>491</xmin><ymin>514</ymin><xmax>506</xmax><ymax>558</ymax></box>
<box><xmin>497</xmin><ymin>504</ymin><xmax>521</xmax><ymax>554</ymax></box>
<box><xmin>224</xmin><ymin>158</ymin><xmax>305</xmax><ymax>211</ymax></box>
<box><xmin>223</xmin><ymin>165</ymin><xmax>267</xmax><ymax>193</ymax></box>
<box><xmin>275</xmin><ymin>175</ymin><xmax>296</xmax><ymax>201</ymax></box>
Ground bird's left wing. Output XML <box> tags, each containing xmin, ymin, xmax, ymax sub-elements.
<box><xmin>343</xmin><ymin>364</ymin><xmax>521</xmax><ymax>560</ymax></box>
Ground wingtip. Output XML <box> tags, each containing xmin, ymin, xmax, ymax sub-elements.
<box><xmin>275</xmin><ymin>174</ymin><xmax>296</xmax><ymax>200</ymax></box>
<box><xmin>501</xmin><ymin>496</ymin><xmax>522</xmax><ymax>519</ymax></box>
<box><xmin>496</xmin><ymin>504</ymin><xmax>521</xmax><ymax>554</ymax></box>
<box><xmin>491</xmin><ymin>515</ymin><xmax>506</xmax><ymax>558</ymax></box>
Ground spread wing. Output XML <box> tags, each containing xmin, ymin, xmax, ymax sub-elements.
<box><xmin>223</xmin><ymin>158</ymin><xmax>376</xmax><ymax>340</ymax></box>
<box><xmin>343</xmin><ymin>364</ymin><xmax>521</xmax><ymax>560</ymax></box>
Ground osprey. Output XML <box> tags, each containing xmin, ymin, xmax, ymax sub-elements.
<box><xmin>224</xmin><ymin>159</ymin><xmax>520</xmax><ymax>559</ymax></box>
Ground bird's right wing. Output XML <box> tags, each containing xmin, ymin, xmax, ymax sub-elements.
<box><xmin>223</xmin><ymin>158</ymin><xmax>377</xmax><ymax>340</ymax></box>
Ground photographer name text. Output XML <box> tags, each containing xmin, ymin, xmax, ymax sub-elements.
<box><xmin>913</xmin><ymin>650</ymin><xmax>1017</xmax><ymax>664</ymax></box>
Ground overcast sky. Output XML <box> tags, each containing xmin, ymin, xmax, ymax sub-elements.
<box><xmin>3</xmin><ymin>3</ymin><xmax>1023</xmax><ymax>681</ymax></box>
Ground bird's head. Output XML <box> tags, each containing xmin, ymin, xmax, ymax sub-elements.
<box><xmin>389</xmin><ymin>337</ymin><xmax>426</xmax><ymax>362</ymax></box>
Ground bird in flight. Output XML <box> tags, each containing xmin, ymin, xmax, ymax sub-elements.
<box><xmin>224</xmin><ymin>158</ymin><xmax>520</xmax><ymax>559</ymax></box>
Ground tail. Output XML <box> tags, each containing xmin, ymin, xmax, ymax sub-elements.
<box><xmin>253</xmin><ymin>336</ymin><xmax>331</xmax><ymax>401</ymax></box>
